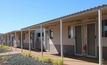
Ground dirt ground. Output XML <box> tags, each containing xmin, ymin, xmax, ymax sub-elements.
<box><xmin>12</xmin><ymin>48</ymin><xmax>99</xmax><ymax>65</ymax></box>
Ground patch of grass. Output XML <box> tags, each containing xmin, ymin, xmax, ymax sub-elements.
<box><xmin>0</xmin><ymin>45</ymin><xmax>11</xmax><ymax>53</ymax></box>
<box><xmin>51</xmin><ymin>59</ymin><xmax>63</xmax><ymax>65</ymax></box>
<box><xmin>35</xmin><ymin>56</ymin><xmax>51</xmax><ymax>63</ymax></box>
<box><xmin>22</xmin><ymin>51</ymin><xmax>64</xmax><ymax>65</ymax></box>
<box><xmin>42</xmin><ymin>56</ymin><xmax>51</xmax><ymax>63</ymax></box>
<box><xmin>22</xmin><ymin>51</ymin><xmax>31</xmax><ymax>57</ymax></box>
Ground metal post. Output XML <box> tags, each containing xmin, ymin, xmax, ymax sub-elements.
<box><xmin>15</xmin><ymin>32</ymin><xmax>17</xmax><ymax>51</ymax></box>
<box><xmin>34</xmin><ymin>30</ymin><xmax>36</xmax><ymax>50</ymax></box>
<box><xmin>15</xmin><ymin>32</ymin><xmax>17</xmax><ymax>40</ymax></box>
<box><xmin>40</xmin><ymin>25</ymin><xmax>43</xmax><ymax>56</ymax></box>
<box><xmin>60</xmin><ymin>19</ymin><xmax>63</xmax><ymax>60</ymax></box>
<box><xmin>1</xmin><ymin>36</ymin><xmax>3</xmax><ymax>46</ymax></box>
<box><xmin>43</xmin><ymin>28</ymin><xmax>46</xmax><ymax>51</ymax></box>
<box><xmin>7</xmin><ymin>34</ymin><xmax>8</xmax><ymax>46</ymax></box>
<box><xmin>29</xmin><ymin>30</ymin><xmax>31</xmax><ymax>52</ymax></box>
<box><xmin>11</xmin><ymin>34</ymin><xmax>13</xmax><ymax>50</ymax></box>
<box><xmin>98</xmin><ymin>9</ymin><xmax>103</xmax><ymax>65</ymax></box>
<box><xmin>21</xmin><ymin>31</ymin><xmax>23</xmax><ymax>52</ymax></box>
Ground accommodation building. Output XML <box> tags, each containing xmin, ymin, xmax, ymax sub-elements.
<box><xmin>1</xmin><ymin>5</ymin><xmax>107</xmax><ymax>60</ymax></box>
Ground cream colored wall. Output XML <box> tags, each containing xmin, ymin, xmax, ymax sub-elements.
<box><xmin>24</xmin><ymin>32</ymin><xmax>29</xmax><ymax>43</ymax></box>
<box><xmin>94</xmin><ymin>15</ymin><xmax>107</xmax><ymax>47</ymax></box>
<box><xmin>64</xmin><ymin>15</ymin><xmax>107</xmax><ymax>47</ymax></box>
<box><xmin>45</xmin><ymin>22</ymin><xmax>76</xmax><ymax>46</ymax></box>
<box><xmin>45</xmin><ymin>23</ymin><xmax>75</xmax><ymax>46</ymax></box>
<box><xmin>43</xmin><ymin>15</ymin><xmax>107</xmax><ymax>48</ymax></box>
<box><xmin>62</xmin><ymin>23</ymin><xmax>75</xmax><ymax>45</ymax></box>
<box><xmin>22</xmin><ymin>31</ymin><xmax>29</xmax><ymax>48</ymax></box>
<box><xmin>45</xmin><ymin>20</ymin><xmax>97</xmax><ymax>46</ymax></box>
<box><xmin>46</xmin><ymin>24</ymin><xmax>60</xmax><ymax>45</ymax></box>
<box><xmin>44</xmin><ymin>25</ymin><xmax>60</xmax><ymax>54</ymax></box>
<box><xmin>16</xmin><ymin>33</ymin><xmax>19</xmax><ymax>42</ymax></box>
<box><xmin>81</xmin><ymin>18</ymin><xmax>106</xmax><ymax>47</ymax></box>
<box><xmin>62</xmin><ymin>20</ymin><xmax>95</xmax><ymax>46</ymax></box>
<box><xmin>101</xmin><ymin>15</ymin><xmax>107</xmax><ymax>47</ymax></box>
<box><xmin>16</xmin><ymin>33</ymin><xmax>20</xmax><ymax>46</ymax></box>
<box><xmin>102</xmin><ymin>37</ymin><xmax>107</xmax><ymax>46</ymax></box>
<box><xmin>44</xmin><ymin>15</ymin><xmax>107</xmax><ymax>48</ymax></box>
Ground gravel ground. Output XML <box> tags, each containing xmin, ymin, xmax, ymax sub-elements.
<box><xmin>0</xmin><ymin>54</ymin><xmax>52</xmax><ymax>65</ymax></box>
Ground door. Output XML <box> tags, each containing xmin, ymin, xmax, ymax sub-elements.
<box><xmin>87</xmin><ymin>23</ymin><xmax>96</xmax><ymax>57</ymax></box>
<box><xmin>45</xmin><ymin>30</ymin><xmax>50</xmax><ymax>52</ymax></box>
<box><xmin>31</xmin><ymin>31</ymin><xmax>35</xmax><ymax>49</ymax></box>
<box><xmin>75</xmin><ymin>25</ymin><xmax>82</xmax><ymax>55</ymax></box>
<box><xmin>35</xmin><ymin>32</ymin><xmax>41</xmax><ymax>51</ymax></box>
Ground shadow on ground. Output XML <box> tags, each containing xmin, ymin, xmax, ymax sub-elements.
<box><xmin>53</xmin><ymin>54</ymin><xmax>99</xmax><ymax>63</ymax></box>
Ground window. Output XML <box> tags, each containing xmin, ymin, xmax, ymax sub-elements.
<box><xmin>37</xmin><ymin>32</ymin><xmax>44</xmax><ymax>37</ymax></box>
<box><xmin>102</xmin><ymin>20</ymin><xmax>107</xmax><ymax>37</ymax></box>
<box><xmin>49</xmin><ymin>29</ymin><xmax>53</xmax><ymax>39</ymax></box>
<box><xmin>37</xmin><ymin>33</ymin><xmax>40</xmax><ymax>37</ymax></box>
<box><xmin>30</xmin><ymin>32</ymin><xmax>34</xmax><ymax>39</ymax></box>
<box><xmin>68</xmin><ymin>26</ymin><xmax>74</xmax><ymax>39</ymax></box>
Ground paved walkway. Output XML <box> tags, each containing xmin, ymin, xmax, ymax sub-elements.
<box><xmin>11</xmin><ymin>47</ymin><xmax>98</xmax><ymax>65</ymax></box>
<box><xmin>63</xmin><ymin>58</ymin><xmax>98</xmax><ymax>65</ymax></box>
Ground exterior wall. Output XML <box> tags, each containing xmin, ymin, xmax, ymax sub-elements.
<box><xmin>62</xmin><ymin>20</ymin><xmax>98</xmax><ymax>56</ymax></box>
<box><xmin>31</xmin><ymin>30</ymin><xmax>41</xmax><ymax>51</ymax></box>
<box><xmin>30</xmin><ymin>31</ymin><xmax>35</xmax><ymax>50</ymax></box>
<box><xmin>45</xmin><ymin>24</ymin><xmax>60</xmax><ymax>54</ymax></box>
<box><xmin>22</xmin><ymin>29</ymin><xmax>44</xmax><ymax>51</ymax></box>
<box><xmin>23</xmin><ymin>31</ymin><xmax>29</xmax><ymax>49</ymax></box>
<box><xmin>45</xmin><ymin>19</ymin><xmax>99</xmax><ymax>57</ymax></box>
<box><xmin>61</xmin><ymin>15</ymin><xmax>107</xmax><ymax>59</ymax></box>
<box><xmin>7</xmin><ymin>33</ymin><xmax>15</xmax><ymax>46</ymax></box>
<box><xmin>6</xmin><ymin>34</ymin><xmax>10</xmax><ymax>46</ymax></box>
<box><xmin>97</xmin><ymin>15</ymin><xmax>107</xmax><ymax>47</ymax></box>
<box><xmin>16</xmin><ymin>32</ymin><xmax>21</xmax><ymax>47</ymax></box>
<box><xmin>45</xmin><ymin>23</ymin><xmax>75</xmax><ymax>55</ymax></box>
<box><xmin>34</xmin><ymin>29</ymin><xmax>42</xmax><ymax>51</ymax></box>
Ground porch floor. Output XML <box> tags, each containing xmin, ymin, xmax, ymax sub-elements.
<box><xmin>12</xmin><ymin>47</ymin><xmax>99</xmax><ymax>65</ymax></box>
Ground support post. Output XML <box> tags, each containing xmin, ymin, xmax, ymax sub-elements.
<box><xmin>21</xmin><ymin>31</ymin><xmax>23</xmax><ymax>52</ymax></box>
<box><xmin>14</xmin><ymin>32</ymin><xmax>17</xmax><ymax>50</ymax></box>
<box><xmin>6</xmin><ymin>34</ymin><xmax>8</xmax><ymax>46</ymax></box>
<box><xmin>34</xmin><ymin>30</ymin><xmax>36</xmax><ymax>50</ymax></box>
<box><xmin>1</xmin><ymin>36</ymin><xmax>4</xmax><ymax>46</ymax></box>
<box><xmin>29</xmin><ymin>30</ymin><xmax>31</xmax><ymax>52</ymax></box>
<box><xmin>98</xmin><ymin>9</ymin><xmax>103</xmax><ymax>65</ymax></box>
<box><xmin>60</xmin><ymin>19</ymin><xmax>63</xmax><ymax>61</ymax></box>
<box><xmin>11</xmin><ymin>34</ymin><xmax>13</xmax><ymax>50</ymax></box>
<box><xmin>15</xmin><ymin>32</ymin><xmax>17</xmax><ymax>40</ymax></box>
<box><xmin>43</xmin><ymin>28</ymin><xmax>46</xmax><ymax>51</ymax></box>
<box><xmin>40</xmin><ymin>25</ymin><xmax>43</xmax><ymax>57</ymax></box>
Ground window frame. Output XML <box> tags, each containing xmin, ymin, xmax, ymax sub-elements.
<box><xmin>68</xmin><ymin>26</ymin><xmax>74</xmax><ymax>39</ymax></box>
<box><xmin>102</xmin><ymin>19</ymin><xmax>107</xmax><ymax>37</ymax></box>
<box><xmin>49</xmin><ymin>29</ymin><xmax>53</xmax><ymax>39</ymax></box>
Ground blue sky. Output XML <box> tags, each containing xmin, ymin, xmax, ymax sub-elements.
<box><xmin>0</xmin><ymin>0</ymin><xmax>107</xmax><ymax>33</ymax></box>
